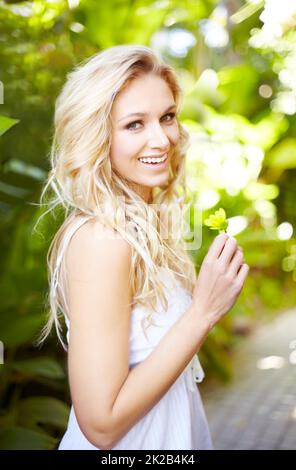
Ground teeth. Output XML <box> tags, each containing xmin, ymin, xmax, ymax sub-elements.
<box><xmin>139</xmin><ymin>154</ymin><xmax>167</xmax><ymax>164</ymax></box>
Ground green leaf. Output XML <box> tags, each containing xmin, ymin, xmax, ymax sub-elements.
<box><xmin>243</xmin><ymin>182</ymin><xmax>279</xmax><ymax>201</ymax></box>
<box><xmin>0</xmin><ymin>115</ymin><xmax>19</xmax><ymax>137</ymax></box>
<box><xmin>17</xmin><ymin>397</ymin><xmax>69</xmax><ymax>431</ymax></box>
<box><xmin>11</xmin><ymin>357</ymin><xmax>65</xmax><ymax>380</ymax></box>
<box><xmin>0</xmin><ymin>426</ymin><xmax>57</xmax><ymax>450</ymax></box>
<box><xmin>266</xmin><ymin>138</ymin><xmax>296</xmax><ymax>169</ymax></box>
<box><xmin>0</xmin><ymin>312</ymin><xmax>44</xmax><ymax>348</ymax></box>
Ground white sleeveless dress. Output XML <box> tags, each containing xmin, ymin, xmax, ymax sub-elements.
<box><xmin>57</xmin><ymin>215</ymin><xmax>213</xmax><ymax>450</ymax></box>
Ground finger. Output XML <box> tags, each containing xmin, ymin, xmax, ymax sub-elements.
<box><xmin>219</xmin><ymin>236</ymin><xmax>237</xmax><ymax>265</ymax></box>
<box><xmin>228</xmin><ymin>248</ymin><xmax>244</xmax><ymax>277</ymax></box>
<box><xmin>236</xmin><ymin>263</ymin><xmax>249</xmax><ymax>286</ymax></box>
<box><xmin>207</xmin><ymin>233</ymin><xmax>229</xmax><ymax>261</ymax></box>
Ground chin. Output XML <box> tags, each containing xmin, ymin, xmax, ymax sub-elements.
<box><xmin>143</xmin><ymin>173</ymin><xmax>170</xmax><ymax>187</ymax></box>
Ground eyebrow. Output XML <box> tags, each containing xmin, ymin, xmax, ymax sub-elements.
<box><xmin>117</xmin><ymin>104</ymin><xmax>177</xmax><ymax>123</ymax></box>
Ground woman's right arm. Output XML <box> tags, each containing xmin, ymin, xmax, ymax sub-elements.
<box><xmin>66</xmin><ymin>224</ymin><xmax>248</xmax><ymax>450</ymax></box>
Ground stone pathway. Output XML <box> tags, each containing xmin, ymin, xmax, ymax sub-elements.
<box><xmin>200</xmin><ymin>308</ymin><xmax>296</xmax><ymax>450</ymax></box>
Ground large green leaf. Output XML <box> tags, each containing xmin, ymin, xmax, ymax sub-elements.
<box><xmin>266</xmin><ymin>138</ymin><xmax>296</xmax><ymax>169</ymax></box>
<box><xmin>17</xmin><ymin>397</ymin><xmax>69</xmax><ymax>431</ymax></box>
<box><xmin>11</xmin><ymin>357</ymin><xmax>65</xmax><ymax>380</ymax></box>
<box><xmin>0</xmin><ymin>115</ymin><xmax>19</xmax><ymax>137</ymax></box>
<box><xmin>0</xmin><ymin>426</ymin><xmax>57</xmax><ymax>450</ymax></box>
<box><xmin>0</xmin><ymin>311</ymin><xmax>44</xmax><ymax>348</ymax></box>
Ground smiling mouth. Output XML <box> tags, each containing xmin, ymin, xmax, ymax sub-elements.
<box><xmin>138</xmin><ymin>154</ymin><xmax>168</xmax><ymax>166</ymax></box>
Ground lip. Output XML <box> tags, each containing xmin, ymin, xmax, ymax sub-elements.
<box><xmin>138</xmin><ymin>153</ymin><xmax>169</xmax><ymax>169</ymax></box>
<box><xmin>140</xmin><ymin>153</ymin><xmax>168</xmax><ymax>158</ymax></box>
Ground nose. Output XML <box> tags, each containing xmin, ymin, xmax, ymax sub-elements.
<box><xmin>147</xmin><ymin>122</ymin><xmax>170</xmax><ymax>151</ymax></box>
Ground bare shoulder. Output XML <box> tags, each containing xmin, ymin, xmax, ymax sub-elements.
<box><xmin>66</xmin><ymin>217</ymin><xmax>132</xmax><ymax>279</ymax></box>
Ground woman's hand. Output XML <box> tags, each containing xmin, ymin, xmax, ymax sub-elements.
<box><xmin>192</xmin><ymin>232</ymin><xmax>249</xmax><ymax>330</ymax></box>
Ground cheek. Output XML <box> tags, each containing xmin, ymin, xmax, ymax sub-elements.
<box><xmin>110</xmin><ymin>133</ymin><xmax>141</xmax><ymax>168</ymax></box>
<box><xmin>169</xmin><ymin>124</ymin><xmax>180</xmax><ymax>147</ymax></box>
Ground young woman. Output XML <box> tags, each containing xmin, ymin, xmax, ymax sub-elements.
<box><xmin>37</xmin><ymin>44</ymin><xmax>249</xmax><ymax>450</ymax></box>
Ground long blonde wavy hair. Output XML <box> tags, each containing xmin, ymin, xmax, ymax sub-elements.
<box><xmin>35</xmin><ymin>44</ymin><xmax>197</xmax><ymax>351</ymax></box>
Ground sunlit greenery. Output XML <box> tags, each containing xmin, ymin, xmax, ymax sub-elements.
<box><xmin>0</xmin><ymin>0</ymin><xmax>296</xmax><ymax>449</ymax></box>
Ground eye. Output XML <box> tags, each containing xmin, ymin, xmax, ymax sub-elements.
<box><xmin>126</xmin><ymin>112</ymin><xmax>176</xmax><ymax>131</ymax></box>
<box><xmin>163</xmin><ymin>112</ymin><xmax>176</xmax><ymax>122</ymax></box>
<box><xmin>126</xmin><ymin>120</ymin><xmax>142</xmax><ymax>131</ymax></box>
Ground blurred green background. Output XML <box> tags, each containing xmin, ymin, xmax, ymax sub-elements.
<box><xmin>0</xmin><ymin>0</ymin><xmax>296</xmax><ymax>449</ymax></box>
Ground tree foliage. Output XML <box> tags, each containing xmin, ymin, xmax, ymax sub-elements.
<box><xmin>0</xmin><ymin>0</ymin><xmax>296</xmax><ymax>448</ymax></box>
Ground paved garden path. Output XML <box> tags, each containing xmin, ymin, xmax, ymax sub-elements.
<box><xmin>201</xmin><ymin>308</ymin><xmax>296</xmax><ymax>450</ymax></box>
